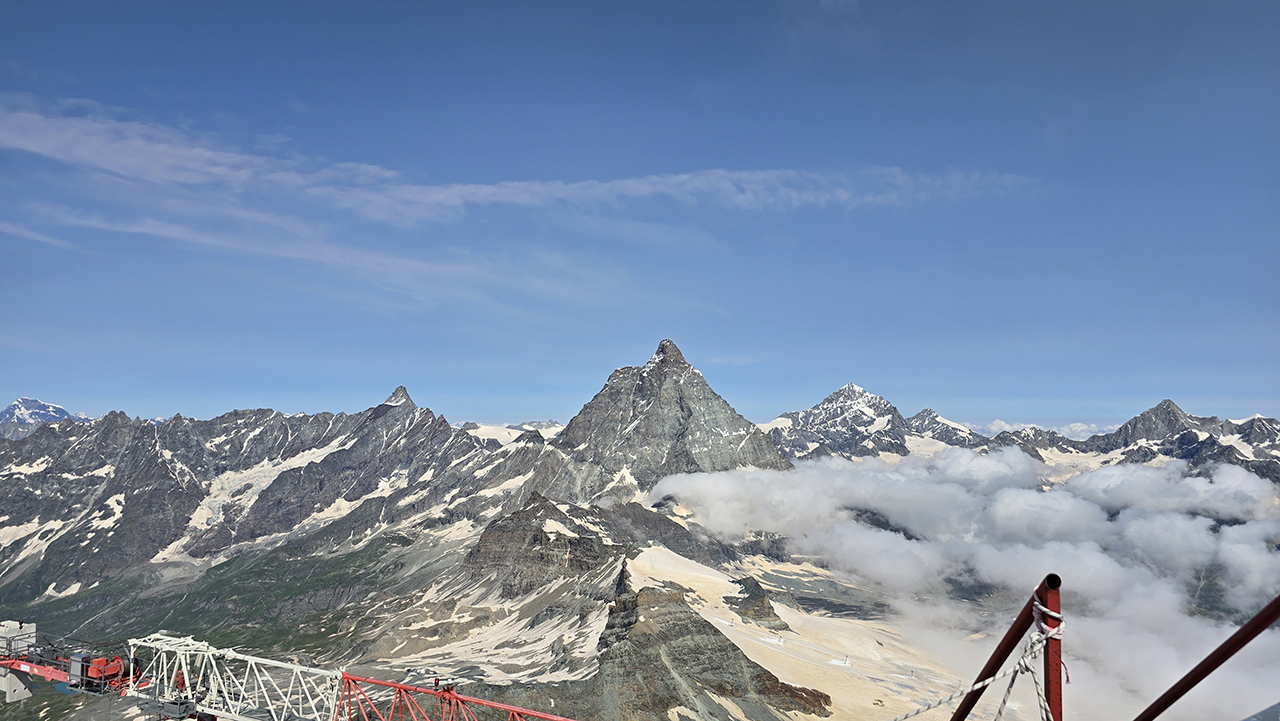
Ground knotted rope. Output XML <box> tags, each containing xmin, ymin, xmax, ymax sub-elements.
<box><xmin>887</xmin><ymin>595</ymin><xmax>1064</xmax><ymax>721</ymax></box>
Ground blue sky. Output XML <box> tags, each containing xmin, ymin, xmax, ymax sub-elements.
<box><xmin>1</xmin><ymin>1</ymin><xmax>1277</xmax><ymax>432</ymax></box>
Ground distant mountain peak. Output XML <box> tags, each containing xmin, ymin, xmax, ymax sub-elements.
<box><xmin>383</xmin><ymin>386</ymin><xmax>414</xmax><ymax>407</ymax></box>
<box><xmin>0</xmin><ymin>397</ymin><xmax>88</xmax><ymax>440</ymax></box>
<box><xmin>766</xmin><ymin>382</ymin><xmax>911</xmax><ymax>459</ymax></box>
<box><xmin>1</xmin><ymin>397</ymin><xmax>75</xmax><ymax>425</ymax></box>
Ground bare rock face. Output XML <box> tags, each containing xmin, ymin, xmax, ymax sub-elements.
<box><xmin>463</xmin><ymin>494</ymin><xmax>625</xmax><ymax>599</ymax></box>
<box><xmin>723</xmin><ymin>577</ymin><xmax>794</xmax><ymax>632</ymax></box>
<box><xmin>481</xmin><ymin>578</ymin><xmax>832</xmax><ymax>721</ymax></box>
<box><xmin>591</xmin><ymin>586</ymin><xmax>830</xmax><ymax>719</ymax></box>
<box><xmin>528</xmin><ymin>340</ymin><xmax>792</xmax><ymax>504</ymax></box>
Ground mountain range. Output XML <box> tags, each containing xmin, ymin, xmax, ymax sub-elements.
<box><xmin>761</xmin><ymin>382</ymin><xmax>1280</xmax><ymax>482</ymax></box>
<box><xmin>1</xmin><ymin>340</ymin><xmax>1278</xmax><ymax>721</ymax></box>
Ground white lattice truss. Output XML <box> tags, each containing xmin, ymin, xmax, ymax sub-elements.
<box><xmin>126</xmin><ymin>634</ymin><xmax>342</xmax><ymax>721</ymax></box>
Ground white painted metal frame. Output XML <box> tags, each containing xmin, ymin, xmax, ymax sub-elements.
<box><xmin>126</xmin><ymin>634</ymin><xmax>342</xmax><ymax>721</ymax></box>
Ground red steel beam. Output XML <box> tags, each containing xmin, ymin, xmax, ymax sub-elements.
<box><xmin>948</xmin><ymin>573</ymin><xmax>1060</xmax><ymax>721</ymax></box>
<box><xmin>342</xmin><ymin>673</ymin><xmax>581</xmax><ymax>721</ymax></box>
<box><xmin>1130</xmin><ymin>591</ymin><xmax>1280</xmax><ymax>721</ymax></box>
<box><xmin>1038</xmin><ymin>577</ymin><xmax>1063</xmax><ymax>721</ymax></box>
<box><xmin>0</xmin><ymin>659</ymin><xmax>69</xmax><ymax>683</ymax></box>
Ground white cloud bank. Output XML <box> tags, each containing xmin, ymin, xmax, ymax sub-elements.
<box><xmin>652</xmin><ymin>450</ymin><xmax>1280</xmax><ymax>720</ymax></box>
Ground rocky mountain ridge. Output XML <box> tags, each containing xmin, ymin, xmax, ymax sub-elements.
<box><xmin>1</xmin><ymin>341</ymin><xmax>839</xmax><ymax>721</ymax></box>
<box><xmin>3</xmin><ymin>340</ymin><xmax>1278</xmax><ymax>721</ymax></box>
<box><xmin>764</xmin><ymin>385</ymin><xmax>1280</xmax><ymax>481</ymax></box>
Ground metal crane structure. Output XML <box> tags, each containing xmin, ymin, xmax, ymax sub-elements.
<box><xmin>1</xmin><ymin>621</ymin><xmax>576</xmax><ymax>721</ymax></box>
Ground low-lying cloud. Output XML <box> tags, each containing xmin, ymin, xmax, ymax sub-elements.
<box><xmin>652</xmin><ymin>450</ymin><xmax>1280</xmax><ymax>720</ymax></box>
<box><xmin>964</xmin><ymin>419</ymin><xmax>1122</xmax><ymax>440</ymax></box>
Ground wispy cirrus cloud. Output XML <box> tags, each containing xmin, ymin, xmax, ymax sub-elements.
<box><xmin>0</xmin><ymin>95</ymin><xmax>1032</xmax><ymax>222</ymax></box>
<box><xmin>0</xmin><ymin>220</ymin><xmax>76</xmax><ymax>249</ymax></box>
<box><xmin>0</xmin><ymin>334</ymin><xmax>52</xmax><ymax>352</ymax></box>
<box><xmin>0</xmin><ymin>94</ymin><xmax>1033</xmax><ymax>312</ymax></box>
<box><xmin>37</xmin><ymin>204</ymin><xmax>622</xmax><ymax>309</ymax></box>
<box><xmin>304</xmin><ymin>166</ymin><xmax>1032</xmax><ymax>224</ymax></box>
<box><xmin>0</xmin><ymin>102</ymin><xmax>278</xmax><ymax>187</ymax></box>
<box><xmin>707</xmin><ymin>356</ymin><xmax>761</xmax><ymax>366</ymax></box>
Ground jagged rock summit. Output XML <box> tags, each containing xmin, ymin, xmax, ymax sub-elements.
<box><xmin>383</xmin><ymin>385</ymin><xmax>414</xmax><ymax>407</ymax></box>
<box><xmin>526</xmin><ymin>339</ymin><xmax>793</xmax><ymax>503</ymax></box>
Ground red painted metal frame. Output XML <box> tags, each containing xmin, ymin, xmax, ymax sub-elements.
<box><xmin>948</xmin><ymin>573</ymin><xmax>1061</xmax><ymax>721</ymax></box>
<box><xmin>341</xmin><ymin>673</ymin><xmax>580</xmax><ymax>721</ymax></box>
<box><xmin>1130</xmin><ymin>591</ymin><xmax>1280</xmax><ymax>721</ymax></box>
<box><xmin>0</xmin><ymin>658</ymin><xmax>69</xmax><ymax>683</ymax></box>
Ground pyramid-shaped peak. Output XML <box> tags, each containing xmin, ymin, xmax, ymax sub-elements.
<box><xmin>643</xmin><ymin>339</ymin><xmax>690</xmax><ymax>371</ymax></box>
<box><xmin>383</xmin><ymin>386</ymin><xmax>414</xmax><ymax>407</ymax></box>
<box><xmin>820</xmin><ymin>382</ymin><xmax>892</xmax><ymax>411</ymax></box>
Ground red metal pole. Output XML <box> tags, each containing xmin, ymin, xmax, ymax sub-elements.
<box><xmin>1038</xmin><ymin>574</ymin><xmax>1063</xmax><ymax>721</ymax></box>
<box><xmin>1130</xmin><ymin>592</ymin><xmax>1280</xmax><ymax>721</ymax></box>
<box><xmin>949</xmin><ymin>574</ymin><xmax>1058</xmax><ymax>721</ymax></box>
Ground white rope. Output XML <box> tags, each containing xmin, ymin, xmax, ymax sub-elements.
<box><xmin>887</xmin><ymin>595</ymin><xmax>1064</xmax><ymax>721</ymax></box>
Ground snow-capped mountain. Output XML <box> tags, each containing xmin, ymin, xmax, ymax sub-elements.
<box><xmin>765</xmin><ymin>382</ymin><xmax>1279</xmax><ymax>482</ymax></box>
<box><xmin>456</xmin><ymin>420</ymin><xmax>564</xmax><ymax>451</ymax></box>
<box><xmin>0</xmin><ymin>398</ymin><xmax>89</xmax><ymax>441</ymax></box>
<box><xmin>4</xmin><ymin>344</ymin><xmax>1279</xmax><ymax>721</ymax></box>
<box><xmin>903</xmin><ymin>408</ymin><xmax>987</xmax><ymax>449</ymax></box>
<box><xmin>760</xmin><ymin>383</ymin><xmax>913</xmax><ymax>459</ymax></box>
<box><xmin>986</xmin><ymin>399</ymin><xmax>1280</xmax><ymax>481</ymax></box>
<box><xmin>0</xmin><ymin>341</ymin><xmax>838</xmax><ymax>721</ymax></box>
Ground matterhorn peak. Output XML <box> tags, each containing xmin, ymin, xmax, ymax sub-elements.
<box><xmin>383</xmin><ymin>386</ymin><xmax>414</xmax><ymax>407</ymax></box>
<box><xmin>642</xmin><ymin>339</ymin><xmax>691</xmax><ymax>372</ymax></box>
